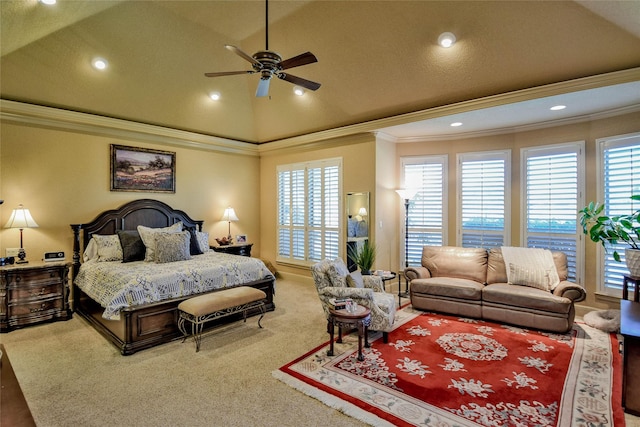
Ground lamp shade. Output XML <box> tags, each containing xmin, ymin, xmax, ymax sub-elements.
<box><xmin>358</xmin><ymin>207</ymin><xmax>368</xmax><ymax>216</ymax></box>
<box><xmin>4</xmin><ymin>204</ymin><xmax>39</xmax><ymax>229</ymax></box>
<box><xmin>395</xmin><ymin>189</ymin><xmax>419</xmax><ymax>201</ymax></box>
<box><xmin>221</xmin><ymin>207</ymin><xmax>239</xmax><ymax>222</ymax></box>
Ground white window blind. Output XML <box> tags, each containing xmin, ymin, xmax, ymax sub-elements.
<box><xmin>277</xmin><ymin>159</ymin><xmax>341</xmax><ymax>265</ymax></box>
<box><xmin>401</xmin><ymin>156</ymin><xmax>447</xmax><ymax>266</ymax></box>
<box><xmin>522</xmin><ymin>143</ymin><xmax>584</xmax><ymax>282</ymax></box>
<box><xmin>458</xmin><ymin>151</ymin><xmax>510</xmax><ymax>249</ymax></box>
<box><xmin>598</xmin><ymin>134</ymin><xmax>640</xmax><ymax>294</ymax></box>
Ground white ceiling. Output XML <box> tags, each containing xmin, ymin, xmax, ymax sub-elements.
<box><xmin>1</xmin><ymin>1</ymin><xmax>639</xmax><ymax>144</ymax></box>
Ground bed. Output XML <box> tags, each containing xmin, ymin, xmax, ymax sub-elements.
<box><xmin>70</xmin><ymin>199</ymin><xmax>275</xmax><ymax>355</ymax></box>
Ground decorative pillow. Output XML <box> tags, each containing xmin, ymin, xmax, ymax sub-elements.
<box><xmin>186</xmin><ymin>228</ymin><xmax>204</xmax><ymax>256</ymax></box>
<box><xmin>117</xmin><ymin>230</ymin><xmax>145</xmax><ymax>263</ymax></box>
<box><xmin>346</xmin><ymin>270</ymin><xmax>365</xmax><ymax>288</ymax></box>
<box><xmin>154</xmin><ymin>231</ymin><xmax>191</xmax><ymax>263</ymax></box>
<box><xmin>355</xmin><ymin>220</ymin><xmax>368</xmax><ymax>237</ymax></box>
<box><xmin>93</xmin><ymin>234</ymin><xmax>123</xmax><ymax>262</ymax></box>
<box><xmin>327</xmin><ymin>258</ymin><xmax>350</xmax><ymax>287</ymax></box>
<box><xmin>83</xmin><ymin>238</ymin><xmax>98</xmax><ymax>262</ymax></box>
<box><xmin>137</xmin><ymin>222</ymin><xmax>183</xmax><ymax>262</ymax></box>
<box><xmin>196</xmin><ymin>231</ymin><xmax>210</xmax><ymax>253</ymax></box>
<box><xmin>508</xmin><ymin>263</ymin><xmax>551</xmax><ymax>291</ymax></box>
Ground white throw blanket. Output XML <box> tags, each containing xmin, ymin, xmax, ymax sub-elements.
<box><xmin>501</xmin><ymin>246</ymin><xmax>560</xmax><ymax>290</ymax></box>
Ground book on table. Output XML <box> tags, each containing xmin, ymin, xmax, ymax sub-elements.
<box><xmin>328</xmin><ymin>298</ymin><xmax>352</xmax><ymax>310</ymax></box>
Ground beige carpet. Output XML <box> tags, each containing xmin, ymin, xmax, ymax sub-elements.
<box><xmin>1</xmin><ymin>277</ymin><xmax>639</xmax><ymax>427</ymax></box>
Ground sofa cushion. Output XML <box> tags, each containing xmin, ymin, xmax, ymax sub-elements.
<box><xmin>487</xmin><ymin>248</ymin><xmax>569</xmax><ymax>287</ymax></box>
<box><xmin>410</xmin><ymin>277</ymin><xmax>484</xmax><ymax>301</ymax></box>
<box><xmin>421</xmin><ymin>246</ymin><xmax>487</xmax><ymax>284</ymax></box>
<box><xmin>482</xmin><ymin>283</ymin><xmax>572</xmax><ymax>314</ymax></box>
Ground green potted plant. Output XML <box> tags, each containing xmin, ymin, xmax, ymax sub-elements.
<box><xmin>579</xmin><ymin>195</ymin><xmax>640</xmax><ymax>276</ymax></box>
<box><xmin>347</xmin><ymin>240</ymin><xmax>377</xmax><ymax>275</ymax></box>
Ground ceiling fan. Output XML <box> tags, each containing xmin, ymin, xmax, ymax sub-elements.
<box><xmin>204</xmin><ymin>0</ymin><xmax>321</xmax><ymax>98</ymax></box>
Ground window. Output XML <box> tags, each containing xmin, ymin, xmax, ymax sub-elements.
<box><xmin>401</xmin><ymin>156</ymin><xmax>447</xmax><ymax>266</ymax></box>
<box><xmin>597</xmin><ymin>133</ymin><xmax>640</xmax><ymax>294</ymax></box>
<box><xmin>277</xmin><ymin>158</ymin><xmax>341</xmax><ymax>265</ymax></box>
<box><xmin>522</xmin><ymin>142</ymin><xmax>584</xmax><ymax>282</ymax></box>
<box><xmin>457</xmin><ymin>151</ymin><xmax>510</xmax><ymax>249</ymax></box>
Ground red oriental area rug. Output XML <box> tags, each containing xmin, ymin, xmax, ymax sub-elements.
<box><xmin>274</xmin><ymin>307</ymin><xmax>624</xmax><ymax>427</ymax></box>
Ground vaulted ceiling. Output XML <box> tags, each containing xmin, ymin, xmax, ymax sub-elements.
<box><xmin>1</xmin><ymin>1</ymin><xmax>639</xmax><ymax>144</ymax></box>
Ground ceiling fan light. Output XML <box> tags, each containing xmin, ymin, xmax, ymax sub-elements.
<box><xmin>438</xmin><ymin>32</ymin><xmax>456</xmax><ymax>48</ymax></box>
<box><xmin>550</xmin><ymin>105</ymin><xmax>566</xmax><ymax>111</ymax></box>
<box><xmin>209</xmin><ymin>92</ymin><xmax>221</xmax><ymax>101</ymax></box>
<box><xmin>450</xmin><ymin>122</ymin><xmax>463</xmax><ymax>127</ymax></box>
<box><xmin>293</xmin><ymin>86</ymin><xmax>305</xmax><ymax>96</ymax></box>
<box><xmin>40</xmin><ymin>0</ymin><xmax>56</xmax><ymax>4</ymax></box>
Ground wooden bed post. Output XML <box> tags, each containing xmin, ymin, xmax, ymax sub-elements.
<box><xmin>70</xmin><ymin>224</ymin><xmax>82</xmax><ymax>280</ymax></box>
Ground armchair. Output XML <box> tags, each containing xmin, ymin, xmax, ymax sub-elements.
<box><xmin>311</xmin><ymin>258</ymin><xmax>396</xmax><ymax>342</ymax></box>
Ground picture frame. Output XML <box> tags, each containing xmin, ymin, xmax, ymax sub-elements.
<box><xmin>110</xmin><ymin>144</ymin><xmax>175</xmax><ymax>193</ymax></box>
<box><xmin>236</xmin><ymin>234</ymin><xmax>247</xmax><ymax>243</ymax></box>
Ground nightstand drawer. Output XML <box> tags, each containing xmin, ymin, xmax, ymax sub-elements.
<box><xmin>9</xmin><ymin>283</ymin><xmax>63</xmax><ymax>303</ymax></box>
<box><xmin>4</xmin><ymin>268</ymin><xmax>64</xmax><ymax>288</ymax></box>
<box><xmin>9</xmin><ymin>297</ymin><xmax>63</xmax><ymax>318</ymax></box>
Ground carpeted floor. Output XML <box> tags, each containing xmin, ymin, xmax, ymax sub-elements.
<box><xmin>1</xmin><ymin>276</ymin><xmax>639</xmax><ymax>427</ymax></box>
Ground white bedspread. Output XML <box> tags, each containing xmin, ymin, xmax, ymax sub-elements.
<box><xmin>75</xmin><ymin>251</ymin><xmax>274</xmax><ymax>320</ymax></box>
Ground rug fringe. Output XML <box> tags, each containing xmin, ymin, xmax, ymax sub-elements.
<box><xmin>272</xmin><ymin>369</ymin><xmax>395</xmax><ymax>427</ymax></box>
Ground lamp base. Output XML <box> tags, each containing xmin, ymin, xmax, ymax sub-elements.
<box><xmin>16</xmin><ymin>260</ymin><xmax>29</xmax><ymax>264</ymax></box>
<box><xmin>16</xmin><ymin>248</ymin><xmax>28</xmax><ymax>264</ymax></box>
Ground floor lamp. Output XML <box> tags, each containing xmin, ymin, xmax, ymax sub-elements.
<box><xmin>395</xmin><ymin>189</ymin><xmax>418</xmax><ymax>299</ymax></box>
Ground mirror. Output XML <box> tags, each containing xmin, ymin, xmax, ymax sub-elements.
<box><xmin>346</xmin><ymin>192</ymin><xmax>369</xmax><ymax>271</ymax></box>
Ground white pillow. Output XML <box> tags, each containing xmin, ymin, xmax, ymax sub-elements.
<box><xmin>137</xmin><ymin>222</ymin><xmax>183</xmax><ymax>262</ymax></box>
<box><xmin>83</xmin><ymin>238</ymin><xmax>98</xmax><ymax>262</ymax></box>
<box><xmin>508</xmin><ymin>263</ymin><xmax>551</xmax><ymax>291</ymax></box>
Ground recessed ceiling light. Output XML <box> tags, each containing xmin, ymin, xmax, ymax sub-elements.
<box><xmin>550</xmin><ymin>105</ymin><xmax>566</xmax><ymax>111</ymax></box>
<box><xmin>438</xmin><ymin>32</ymin><xmax>456</xmax><ymax>48</ymax></box>
<box><xmin>91</xmin><ymin>57</ymin><xmax>108</xmax><ymax>70</ymax></box>
<box><xmin>293</xmin><ymin>86</ymin><xmax>305</xmax><ymax>96</ymax></box>
<box><xmin>450</xmin><ymin>122</ymin><xmax>463</xmax><ymax>127</ymax></box>
<box><xmin>209</xmin><ymin>92</ymin><xmax>221</xmax><ymax>101</ymax></box>
<box><xmin>40</xmin><ymin>0</ymin><xmax>56</xmax><ymax>4</ymax></box>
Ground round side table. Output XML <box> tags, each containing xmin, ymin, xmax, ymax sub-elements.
<box><xmin>327</xmin><ymin>305</ymin><xmax>371</xmax><ymax>361</ymax></box>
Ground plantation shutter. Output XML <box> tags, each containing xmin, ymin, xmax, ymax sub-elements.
<box><xmin>277</xmin><ymin>159</ymin><xmax>341</xmax><ymax>265</ymax></box>
<box><xmin>523</xmin><ymin>143</ymin><xmax>583</xmax><ymax>282</ymax></box>
<box><xmin>599</xmin><ymin>135</ymin><xmax>640</xmax><ymax>293</ymax></box>
<box><xmin>458</xmin><ymin>151</ymin><xmax>510</xmax><ymax>249</ymax></box>
<box><xmin>402</xmin><ymin>157</ymin><xmax>447</xmax><ymax>266</ymax></box>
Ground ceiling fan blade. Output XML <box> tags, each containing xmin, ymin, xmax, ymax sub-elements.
<box><xmin>256</xmin><ymin>78</ymin><xmax>271</xmax><ymax>97</ymax></box>
<box><xmin>204</xmin><ymin>70</ymin><xmax>255</xmax><ymax>77</ymax></box>
<box><xmin>278</xmin><ymin>73</ymin><xmax>321</xmax><ymax>91</ymax></box>
<box><xmin>225</xmin><ymin>44</ymin><xmax>262</xmax><ymax>67</ymax></box>
<box><xmin>279</xmin><ymin>52</ymin><xmax>318</xmax><ymax>70</ymax></box>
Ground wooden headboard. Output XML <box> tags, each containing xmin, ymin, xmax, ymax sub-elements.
<box><xmin>70</xmin><ymin>199</ymin><xmax>203</xmax><ymax>278</ymax></box>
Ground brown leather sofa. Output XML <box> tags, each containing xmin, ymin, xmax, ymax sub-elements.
<box><xmin>404</xmin><ymin>246</ymin><xmax>587</xmax><ymax>333</ymax></box>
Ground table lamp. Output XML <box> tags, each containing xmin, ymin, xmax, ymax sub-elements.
<box><xmin>4</xmin><ymin>204</ymin><xmax>39</xmax><ymax>264</ymax></box>
<box><xmin>221</xmin><ymin>207</ymin><xmax>239</xmax><ymax>243</ymax></box>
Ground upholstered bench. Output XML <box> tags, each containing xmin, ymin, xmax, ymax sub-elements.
<box><xmin>177</xmin><ymin>286</ymin><xmax>267</xmax><ymax>352</ymax></box>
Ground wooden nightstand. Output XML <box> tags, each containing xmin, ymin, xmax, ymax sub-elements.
<box><xmin>0</xmin><ymin>261</ymin><xmax>72</xmax><ymax>332</ymax></box>
<box><xmin>211</xmin><ymin>243</ymin><xmax>253</xmax><ymax>257</ymax></box>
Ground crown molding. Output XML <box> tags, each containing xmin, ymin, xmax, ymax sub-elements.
<box><xmin>259</xmin><ymin>67</ymin><xmax>640</xmax><ymax>150</ymax></box>
<box><xmin>0</xmin><ymin>99</ymin><xmax>259</xmax><ymax>156</ymax></box>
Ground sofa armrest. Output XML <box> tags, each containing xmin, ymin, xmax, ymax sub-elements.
<box><xmin>404</xmin><ymin>266</ymin><xmax>431</xmax><ymax>282</ymax></box>
<box><xmin>363</xmin><ymin>275</ymin><xmax>384</xmax><ymax>292</ymax></box>
<box><xmin>553</xmin><ymin>280</ymin><xmax>586</xmax><ymax>302</ymax></box>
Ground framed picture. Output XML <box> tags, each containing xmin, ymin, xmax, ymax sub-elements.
<box><xmin>236</xmin><ymin>234</ymin><xmax>247</xmax><ymax>243</ymax></box>
<box><xmin>110</xmin><ymin>145</ymin><xmax>175</xmax><ymax>193</ymax></box>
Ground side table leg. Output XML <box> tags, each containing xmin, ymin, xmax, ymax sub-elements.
<box><xmin>624</xmin><ymin>276</ymin><xmax>629</xmax><ymax>301</ymax></box>
<box><xmin>327</xmin><ymin>320</ymin><xmax>335</xmax><ymax>357</ymax></box>
<box><xmin>337</xmin><ymin>326</ymin><xmax>343</xmax><ymax>344</ymax></box>
<box><xmin>364</xmin><ymin>326</ymin><xmax>370</xmax><ymax>348</ymax></box>
<box><xmin>357</xmin><ymin>323</ymin><xmax>364</xmax><ymax>361</ymax></box>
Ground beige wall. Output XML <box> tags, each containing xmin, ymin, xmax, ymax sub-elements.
<box><xmin>259</xmin><ymin>133</ymin><xmax>377</xmax><ymax>277</ymax></box>
<box><xmin>0</xmin><ymin>122</ymin><xmax>262</xmax><ymax>262</ymax></box>
<box><xmin>396</xmin><ymin>110</ymin><xmax>640</xmax><ymax>312</ymax></box>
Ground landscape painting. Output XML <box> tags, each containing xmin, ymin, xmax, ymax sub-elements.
<box><xmin>110</xmin><ymin>145</ymin><xmax>175</xmax><ymax>192</ymax></box>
